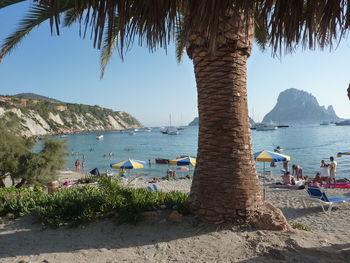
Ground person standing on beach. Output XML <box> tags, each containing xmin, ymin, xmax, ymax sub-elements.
<box><xmin>329</xmin><ymin>156</ymin><xmax>337</xmax><ymax>188</ymax></box>
<box><xmin>320</xmin><ymin>160</ymin><xmax>329</xmax><ymax>186</ymax></box>
<box><xmin>75</xmin><ymin>159</ymin><xmax>81</xmax><ymax>172</ymax></box>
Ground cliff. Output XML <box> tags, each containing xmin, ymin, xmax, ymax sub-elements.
<box><xmin>0</xmin><ymin>95</ymin><xmax>143</xmax><ymax>137</ymax></box>
<box><xmin>189</xmin><ymin>116</ymin><xmax>255</xmax><ymax>126</ymax></box>
<box><xmin>262</xmin><ymin>88</ymin><xmax>340</xmax><ymax>123</ymax></box>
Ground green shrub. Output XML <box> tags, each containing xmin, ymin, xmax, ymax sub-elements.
<box><xmin>290</xmin><ymin>222</ymin><xmax>312</xmax><ymax>231</ymax></box>
<box><xmin>0</xmin><ymin>178</ymin><xmax>189</xmax><ymax>227</ymax></box>
<box><xmin>0</xmin><ymin>187</ymin><xmax>46</xmax><ymax>217</ymax></box>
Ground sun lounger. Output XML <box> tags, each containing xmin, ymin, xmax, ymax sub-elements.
<box><xmin>300</xmin><ymin>186</ymin><xmax>350</xmax><ymax>212</ymax></box>
<box><xmin>147</xmin><ymin>184</ymin><xmax>159</xmax><ymax>192</ymax></box>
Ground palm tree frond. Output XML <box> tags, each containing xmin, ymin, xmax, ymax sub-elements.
<box><xmin>0</xmin><ymin>5</ymin><xmax>53</xmax><ymax>62</ymax></box>
<box><xmin>0</xmin><ymin>0</ymin><xmax>26</xmax><ymax>9</ymax></box>
<box><xmin>0</xmin><ymin>2</ymin><xmax>75</xmax><ymax>62</ymax></box>
<box><xmin>175</xmin><ymin>16</ymin><xmax>185</xmax><ymax>63</ymax></box>
<box><xmin>63</xmin><ymin>8</ymin><xmax>81</xmax><ymax>27</ymax></box>
<box><xmin>100</xmin><ymin>15</ymin><xmax>119</xmax><ymax>79</ymax></box>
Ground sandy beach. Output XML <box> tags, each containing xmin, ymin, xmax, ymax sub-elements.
<box><xmin>1</xmin><ymin>173</ymin><xmax>350</xmax><ymax>262</ymax></box>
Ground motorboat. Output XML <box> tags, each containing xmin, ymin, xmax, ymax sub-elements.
<box><xmin>254</xmin><ymin>123</ymin><xmax>278</xmax><ymax>131</ymax></box>
<box><xmin>96</xmin><ymin>134</ymin><xmax>104</xmax><ymax>140</ymax></box>
<box><xmin>320</xmin><ymin>121</ymin><xmax>330</xmax><ymax>125</ymax></box>
<box><xmin>129</xmin><ymin>131</ymin><xmax>136</xmax><ymax>135</ymax></box>
<box><xmin>146</xmin><ymin>127</ymin><xmax>152</xmax><ymax>132</ymax></box>
<box><xmin>335</xmin><ymin>120</ymin><xmax>350</xmax><ymax>126</ymax></box>
<box><xmin>155</xmin><ymin>158</ymin><xmax>169</xmax><ymax>164</ymax></box>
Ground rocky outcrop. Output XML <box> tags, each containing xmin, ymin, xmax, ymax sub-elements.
<box><xmin>262</xmin><ymin>88</ymin><xmax>340</xmax><ymax>123</ymax></box>
<box><xmin>0</xmin><ymin>95</ymin><xmax>143</xmax><ymax>137</ymax></box>
<box><xmin>189</xmin><ymin>116</ymin><xmax>255</xmax><ymax>126</ymax></box>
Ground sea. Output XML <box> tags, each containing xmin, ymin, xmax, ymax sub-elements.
<box><xmin>51</xmin><ymin>124</ymin><xmax>350</xmax><ymax>179</ymax></box>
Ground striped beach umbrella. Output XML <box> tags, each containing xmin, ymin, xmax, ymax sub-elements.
<box><xmin>110</xmin><ymin>159</ymin><xmax>148</xmax><ymax>169</ymax></box>
<box><xmin>337</xmin><ymin>152</ymin><xmax>350</xmax><ymax>157</ymax></box>
<box><xmin>254</xmin><ymin>150</ymin><xmax>290</xmax><ymax>162</ymax></box>
<box><xmin>169</xmin><ymin>156</ymin><xmax>196</xmax><ymax>166</ymax></box>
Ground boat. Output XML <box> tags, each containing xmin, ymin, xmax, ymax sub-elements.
<box><xmin>96</xmin><ymin>134</ymin><xmax>104</xmax><ymax>140</ymax></box>
<box><xmin>146</xmin><ymin>127</ymin><xmax>152</xmax><ymax>132</ymax></box>
<box><xmin>254</xmin><ymin>123</ymin><xmax>278</xmax><ymax>131</ymax></box>
<box><xmin>129</xmin><ymin>131</ymin><xmax>136</xmax><ymax>135</ymax></box>
<box><xmin>60</xmin><ymin>135</ymin><xmax>68</xmax><ymax>138</ymax></box>
<box><xmin>167</xmin><ymin>129</ymin><xmax>179</xmax><ymax>135</ymax></box>
<box><xmin>134</xmin><ymin>129</ymin><xmax>139</xmax><ymax>132</ymax></box>
<box><xmin>177</xmin><ymin>127</ymin><xmax>185</xmax><ymax>131</ymax></box>
<box><xmin>155</xmin><ymin>158</ymin><xmax>169</xmax><ymax>164</ymax></box>
<box><xmin>161</xmin><ymin>115</ymin><xmax>180</xmax><ymax>135</ymax></box>
<box><xmin>335</xmin><ymin>120</ymin><xmax>350</xmax><ymax>126</ymax></box>
<box><xmin>161</xmin><ymin>128</ymin><xmax>179</xmax><ymax>135</ymax></box>
<box><xmin>320</xmin><ymin>121</ymin><xmax>330</xmax><ymax>125</ymax></box>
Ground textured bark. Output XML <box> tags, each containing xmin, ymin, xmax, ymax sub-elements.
<box><xmin>187</xmin><ymin>11</ymin><xmax>289</xmax><ymax>229</ymax></box>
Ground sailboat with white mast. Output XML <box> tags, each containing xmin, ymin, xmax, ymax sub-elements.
<box><xmin>161</xmin><ymin>115</ymin><xmax>179</xmax><ymax>135</ymax></box>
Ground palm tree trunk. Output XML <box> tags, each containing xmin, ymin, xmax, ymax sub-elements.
<box><xmin>187</xmin><ymin>17</ymin><xmax>289</xmax><ymax>230</ymax></box>
<box><xmin>188</xmin><ymin>46</ymin><xmax>263</xmax><ymax>220</ymax></box>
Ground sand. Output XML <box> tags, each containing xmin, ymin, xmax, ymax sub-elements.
<box><xmin>1</xmin><ymin>173</ymin><xmax>350</xmax><ymax>262</ymax></box>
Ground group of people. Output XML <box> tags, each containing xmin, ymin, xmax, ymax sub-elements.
<box><xmin>282</xmin><ymin>161</ymin><xmax>304</xmax><ymax>180</ymax></box>
<box><xmin>312</xmin><ymin>156</ymin><xmax>337</xmax><ymax>188</ymax></box>
<box><xmin>280</xmin><ymin>156</ymin><xmax>338</xmax><ymax>188</ymax></box>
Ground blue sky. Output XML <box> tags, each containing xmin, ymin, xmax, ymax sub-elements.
<box><xmin>1</xmin><ymin>3</ymin><xmax>350</xmax><ymax>126</ymax></box>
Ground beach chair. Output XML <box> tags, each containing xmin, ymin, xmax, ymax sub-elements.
<box><xmin>147</xmin><ymin>184</ymin><xmax>159</xmax><ymax>192</ymax></box>
<box><xmin>301</xmin><ymin>186</ymin><xmax>350</xmax><ymax>213</ymax></box>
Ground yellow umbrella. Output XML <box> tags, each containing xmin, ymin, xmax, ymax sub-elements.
<box><xmin>169</xmin><ymin>156</ymin><xmax>196</xmax><ymax>166</ymax></box>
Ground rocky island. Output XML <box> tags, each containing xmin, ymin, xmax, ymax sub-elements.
<box><xmin>262</xmin><ymin>88</ymin><xmax>340</xmax><ymax>124</ymax></box>
<box><xmin>0</xmin><ymin>93</ymin><xmax>143</xmax><ymax>137</ymax></box>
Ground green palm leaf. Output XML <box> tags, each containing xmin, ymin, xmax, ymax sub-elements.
<box><xmin>0</xmin><ymin>0</ymin><xmax>26</xmax><ymax>9</ymax></box>
<box><xmin>100</xmin><ymin>16</ymin><xmax>119</xmax><ymax>79</ymax></box>
<box><xmin>0</xmin><ymin>2</ymin><xmax>75</xmax><ymax>62</ymax></box>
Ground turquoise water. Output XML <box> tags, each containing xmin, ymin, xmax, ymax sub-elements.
<box><xmin>54</xmin><ymin>125</ymin><xmax>350</xmax><ymax>179</ymax></box>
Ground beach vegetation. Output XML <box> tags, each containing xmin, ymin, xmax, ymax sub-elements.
<box><xmin>290</xmin><ymin>222</ymin><xmax>312</xmax><ymax>232</ymax></box>
<box><xmin>0</xmin><ymin>177</ymin><xmax>188</xmax><ymax>227</ymax></box>
<box><xmin>1</xmin><ymin>0</ymin><xmax>349</xmax><ymax>228</ymax></box>
<box><xmin>0</xmin><ymin>119</ymin><xmax>67</xmax><ymax>187</ymax></box>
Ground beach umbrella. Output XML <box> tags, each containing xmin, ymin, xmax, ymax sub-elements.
<box><xmin>254</xmin><ymin>150</ymin><xmax>291</xmax><ymax>162</ymax></box>
<box><xmin>169</xmin><ymin>156</ymin><xmax>196</xmax><ymax>166</ymax></box>
<box><xmin>337</xmin><ymin>152</ymin><xmax>350</xmax><ymax>157</ymax></box>
<box><xmin>110</xmin><ymin>159</ymin><xmax>148</xmax><ymax>169</ymax></box>
<box><xmin>254</xmin><ymin>150</ymin><xmax>291</xmax><ymax>201</ymax></box>
<box><xmin>253</xmin><ymin>150</ymin><xmax>291</xmax><ymax>174</ymax></box>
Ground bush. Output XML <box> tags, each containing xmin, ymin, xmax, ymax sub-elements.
<box><xmin>0</xmin><ymin>178</ymin><xmax>189</xmax><ymax>227</ymax></box>
<box><xmin>0</xmin><ymin>187</ymin><xmax>46</xmax><ymax>217</ymax></box>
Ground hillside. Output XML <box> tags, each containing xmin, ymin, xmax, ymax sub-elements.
<box><xmin>14</xmin><ymin>93</ymin><xmax>62</xmax><ymax>103</ymax></box>
<box><xmin>262</xmin><ymin>88</ymin><xmax>340</xmax><ymax>123</ymax></box>
<box><xmin>189</xmin><ymin>116</ymin><xmax>255</xmax><ymax>126</ymax></box>
<box><xmin>0</xmin><ymin>94</ymin><xmax>143</xmax><ymax>137</ymax></box>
